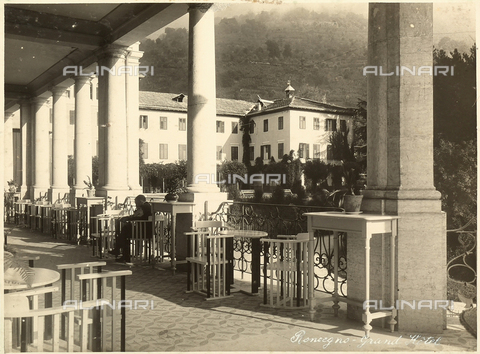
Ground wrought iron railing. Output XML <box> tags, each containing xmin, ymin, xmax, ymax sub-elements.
<box><xmin>447</xmin><ymin>218</ymin><xmax>477</xmax><ymax>286</ymax></box>
<box><xmin>210</xmin><ymin>201</ymin><xmax>347</xmax><ymax>296</ymax></box>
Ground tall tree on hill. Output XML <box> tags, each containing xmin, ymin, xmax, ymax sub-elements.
<box><xmin>433</xmin><ymin>45</ymin><xmax>476</xmax><ymax>144</ymax></box>
<box><xmin>433</xmin><ymin>44</ymin><xmax>476</xmax><ymax>228</ymax></box>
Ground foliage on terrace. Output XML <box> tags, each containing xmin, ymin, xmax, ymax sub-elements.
<box><xmin>140</xmin><ymin>160</ymin><xmax>187</xmax><ymax>194</ymax></box>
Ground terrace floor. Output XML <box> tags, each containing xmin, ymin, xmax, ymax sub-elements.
<box><xmin>3</xmin><ymin>225</ymin><xmax>477</xmax><ymax>352</ymax></box>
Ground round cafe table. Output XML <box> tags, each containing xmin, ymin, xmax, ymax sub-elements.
<box><xmin>4</xmin><ymin>268</ymin><xmax>61</xmax><ymax>345</ymax></box>
<box><xmin>219</xmin><ymin>229</ymin><xmax>268</xmax><ymax>295</ymax></box>
<box><xmin>4</xmin><ymin>268</ymin><xmax>61</xmax><ymax>291</ymax></box>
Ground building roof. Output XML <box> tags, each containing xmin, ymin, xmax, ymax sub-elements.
<box><xmin>139</xmin><ymin>91</ymin><xmax>255</xmax><ymax>117</ymax></box>
<box><xmin>248</xmin><ymin>96</ymin><xmax>356</xmax><ymax>117</ymax></box>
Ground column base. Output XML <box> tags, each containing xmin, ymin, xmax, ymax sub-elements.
<box><xmin>72</xmin><ymin>187</ymin><xmax>92</xmax><ymax>199</ymax></box>
<box><xmin>178</xmin><ymin>191</ymin><xmax>229</xmax><ymax>221</ymax></box>
<box><xmin>49</xmin><ymin>187</ymin><xmax>71</xmax><ymax>203</ymax></box>
<box><xmin>347</xmin><ymin>190</ymin><xmax>447</xmax><ymax>334</ymax></box>
<box><xmin>32</xmin><ymin>186</ymin><xmax>50</xmax><ymax>201</ymax></box>
<box><xmin>186</xmin><ymin>183</ymin><xmax>222</xmax><ymax>194</ymax></box>
<box><xmin>362</xmin><ymin>188</ymin><xmax>442</xmax><ymax>214</ymax></box>
<box><xmin>95</xmin><ymin>189</ymin><xmax>139</xmax><ymax>207</ymax></box>
<box><xmin>19</xmin><ymin>185</ymin><xmax>31</xmax><ymax>201</ymax></box>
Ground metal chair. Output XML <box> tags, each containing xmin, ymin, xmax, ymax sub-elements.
<box><xmin>191</xmin><ymin>220</ymin><xmax>230</xmax><ymax>234</ymax></box>
<box><xmin>185</xmin><ymin>230</ymin><xmax>234</xmax><ymax>299</ymax></box>
<box><xmin>130</xmin><ymin>217</ymin><xmax>155</xmax><ymax>264</ymax></box>
<box><xmin>4</xmin><ymin>291</ymin><xmax>107</xmax><ymax>352</ymax></box>
<box><xmin>91</xmin><ymin>215</ymin><xmax>119</xmax><ymax>258</ymax></box>
<box><xmin>77</xmin><ymin>270</ymin><xmax>132</xmax><ymax>352</ymax></box>
<box><xmin>261</xmin><ymin>233</ymin><xmax>310</xmax><ymax>308</ymax></box>
<box><xmin>56</xmin><ymin>262</ymin><xmax>131</xmax><ymax>352</ymax></box>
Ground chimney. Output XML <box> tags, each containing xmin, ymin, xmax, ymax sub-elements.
<box><xmin>172</xmin><ymin>93</ymin><xmax>185</xmax><ymax>102</ymax></box>
<box><xmin>285</xmin><ymin>80</ymin><xmax>295</xmax><ymax>99</ymax></box>
<box><xmin>256</xmin><ymin>95</ymin><xmax>263</xmax><ymax>111</ymax></box>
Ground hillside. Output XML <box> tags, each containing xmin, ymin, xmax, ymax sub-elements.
<box><xmin>139</xmin><ymin>8</ymin><xmax>368</xmax><ymax>107</ymax></box>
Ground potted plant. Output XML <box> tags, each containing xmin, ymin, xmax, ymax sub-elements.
<box><xmin>164</xmin><ymin>185</ymin><xmax>187</xmax><ymax>202</ymax></box>
<box><xmin>162</xmin><ymin>162</ymin><xmax>187</xmax><ymax>202</ymax></box>
<box><xmin>4</xmin><ymin>245</ymin><xmax>35</xmax><ymax>287</ymax></box>
<box><xmin>7</xmin><ymin>180</ymin><xmax>17</xmax><ymax>193</ymax></box>
<box><xmin>84</xmin><ymin>176</ymin><xmax>95</xmax><ymax>197</ymax></box>
<box><xmin>458</xmin><ymin>282</ymin><xmax>476</xmax><ymax>309</ymax></box>
<box><xmin>329</xmin><ymin>161</ymin><xmax>365</xmax><ymax>213</ymax></box>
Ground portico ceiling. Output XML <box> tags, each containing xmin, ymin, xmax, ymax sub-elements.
<box><xmin>4</xmin><ymin>3</ymin><xmax>189</xmax><ymax>110</ymax></box>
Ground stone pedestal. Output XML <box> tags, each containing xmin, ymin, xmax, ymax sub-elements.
<box><xmin>178</xmin><ymin>191</ymin><xmax>229</xmax><ymax>221</ymax></box>
<box><xmin>95</xmin><ymin>189</ymin><xmax>138</xmax><ymax>206</ymax></box>
<box><xmin>346</xmin><ymin>3</ymin><xmax>446</xmax><ymax>334</ymax></box>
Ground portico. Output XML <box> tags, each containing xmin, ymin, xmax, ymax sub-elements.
<box><xmin>3</xmin><ymin>2</ymin><xmax>446</xmax><ymax>334</ymax></box>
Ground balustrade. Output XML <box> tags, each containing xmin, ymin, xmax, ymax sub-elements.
<box><xmin>210</xmin><ymin>201</ymin><xmax>347</xmax><ymax>296</ymax></box>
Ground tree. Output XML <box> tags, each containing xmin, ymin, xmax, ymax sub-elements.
<box><xmin>434</xmin><ymin>139</ymin><xmax>476</xmax><ymax>229</ymax></box>
<box><xmin>432</xmin><ymin>44</ymin><xmax>476</xmax><ymax>229</ymax></box>
<box><xmin>240</xmin><ymin>115</ymin><xmax>252</xmax><ymax>169</ymax></box>
<box><xmin>265</xmin><ymin>40</ymin><xmax>281</xmax><ymax>58</ymax></box>
<box><xmin>329</xmin><ymin>130</ymin><xmax>355</xmax><ymax>162</ymax></box>
<box><xmin>433</xmin><ymin>45</ymin><xmax>476</xmax><ymax>145</ymax></box>
<box><xmin>283</xmin><ymin>43</ymin><xmax>292</xmax><ymax>58</ymax></box>
<box><xmin>303</xmin><ymin>159</ymin><xmax>329</xmax><ymax>192</ymax></box>
<box><xmin>218</xmin><ymin>160</ymin><xmax>248</xmax><ymax>188</ymax></box>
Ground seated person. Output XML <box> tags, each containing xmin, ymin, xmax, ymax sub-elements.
<box><xmin>109</xmin><ymin>194</ymin><xmax>152</xmax><ymax>262</ymax></box>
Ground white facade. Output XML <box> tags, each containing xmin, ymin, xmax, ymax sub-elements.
<box><xmin>7</xmin><ymin>87</ymin><xmax>354</xmax><ymax>181</ymax></box>
<box><xmin>247</xmin><ymin>108</ymin><xmax>354</xmax><ymax>164</ymax></box>
<box><xmin>137</xmin><ymin>109</ymin><xmax>243</xmax><ymax>164</ymax></box>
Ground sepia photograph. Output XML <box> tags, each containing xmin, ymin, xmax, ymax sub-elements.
<box><xmin>1</xmin><ymin>0</ymin><xmax>477</xmax><ymax>352</ymax></box>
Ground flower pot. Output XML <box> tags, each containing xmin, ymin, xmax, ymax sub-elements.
<box><xmin>86</xmin><ymin>189</ymin><xmax>94</xmax><ymax>197</ymax></box>
<box><xmin>164</xmin><ymin>193</ymin><xmax>178</xmax><ymax>202</ymax></box>
<box><xmin>343</xmin><ymin>194</ymin><xmax>363</xmax><ymax>213</ymax></box>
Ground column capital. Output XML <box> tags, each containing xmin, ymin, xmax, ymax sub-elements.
<box><xmin>19</xmin><ymin>96</ymin><xmax>34</xmax><ymax>105</ymax></box>
<box><xmin>32</xmin><ymin>96</ymin><xmax>50</xmax><ymax>107</ymax></box>
<box><xmin>74</xmin><ymin>75</ymin><xmax>93</xmax><ymax>84</ymax></box>
<box><xmin>96</xmin><ymin>45</ymin><xmax>129</xmax><ymax>61</ymax></box>
<box><xmin>126</xmin><ymin>49</ymin><xmax>144</xmax><ymax>62</ymax></box>
<box><xmin>4</xmin><ymin>111</ymin><xmax>15</xmax><ymax>121</ymax></box>
<box><xmin>188</xmin><ymin>3</ymin><xmax>213</xmax><ymax>12</ymax></box>
<box><xmin>49</xmin><ymin>85</ymin><xmax>69</xmax><ymax>97</ymax></box>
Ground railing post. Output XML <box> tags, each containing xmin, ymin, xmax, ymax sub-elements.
<box><xmin>121</xmin><ymin>275</ymin><xmax>126</xmax><ymax>352</ymax></box>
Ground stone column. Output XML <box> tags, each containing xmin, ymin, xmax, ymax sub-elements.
<box><xmin>125</xmin><ymin>43</ymin><xmax>143</xmax><ymax>194</ymax></box>
<box><xmin>184</xmin><ymin>4</ymin><xmax>219</xmax><ymax>195</ymax></box>
<box><xmin>96</xmin><ymin>45</ymin><xmax>130</xmax><ymax>201</ymax></box>
<box><xmin>73</xmin><ymin>76</ymin><xmax>93</xmax><ymax>197</ymax></box>
<box><xmin>20</xmin><ymin>100</ymin><xmax>33</xmax><ymax>199</ymax></box>
<box><xmin>49</xmin><ymin>85</ymin><xmax>70</xmax><ymax>201</ymax></box>
<box><xmin>348</xmin><ymin>3</ymin><xmax>446</xmax><ymax>333</ymax></box>
<box><xmin>32</xmin><ymin>97</ymin><xmax>51</xmax><ymax>200</ymax></box>
<box><xmin>4</xmin><ymin>112</ymin><xmax>15</xmax><ymax>190</ymax></box>
<box><xmin>178</xmin><ymin>4</ymin><xmax>228</xmax><ymax>251</ymax></box>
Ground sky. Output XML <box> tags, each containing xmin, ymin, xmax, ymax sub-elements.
<box><xmin>148</xmin><ymin>1</ymin><xmax>476</xmax><ymax>47</ymax></box>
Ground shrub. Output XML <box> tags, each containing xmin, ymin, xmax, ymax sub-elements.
<box><xmin>434</xmin><ymin>139</ymin><xmax>476</xmax><ymax>229</ymax></box>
